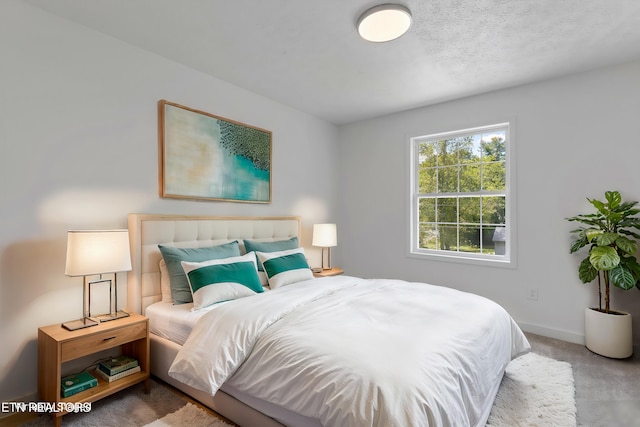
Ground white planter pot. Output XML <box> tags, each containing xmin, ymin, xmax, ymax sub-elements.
<box><xmin>584</xmin><ymin>307</ymin><xmax>633</xmax><ymax>358</ymax></box>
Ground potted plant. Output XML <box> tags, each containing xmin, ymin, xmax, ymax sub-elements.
<box><xmin>567</xmin><ymin>190</ymin><xmax>640</xmax><ymax>358</ymax></box>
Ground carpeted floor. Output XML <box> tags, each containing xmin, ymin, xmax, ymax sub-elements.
<box><xmin>15</xmin><ymin>379</ymin><xmax>228</xmax><ymax>427</ymax></box>
<box><xmin>526</xmin><ymin>332</ymin><xmax>640</xmax><ymax>427</ymax></box>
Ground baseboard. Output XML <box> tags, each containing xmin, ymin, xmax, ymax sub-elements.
<box><xmin>518</xmin><ymin>322</ymin><xmax>585</xmax><ymax>346</ymax></box>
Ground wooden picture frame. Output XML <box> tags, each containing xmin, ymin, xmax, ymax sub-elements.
<box><xmin>158</xmin><ymin>100</ymin><xmax>272</xmax><ymax>203</ymax></box>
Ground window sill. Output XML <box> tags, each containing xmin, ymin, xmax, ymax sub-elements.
<box><xmin>408</xmin><ymin>249</ymin><xmax>515</xmax><ymax>268</ymax></box>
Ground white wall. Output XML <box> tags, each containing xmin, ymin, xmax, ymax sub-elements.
<box><xmin>337</xmin><ymin>60</ymin><xmax>640</xmax><ymax>347</ymax></box>
<box><xmin>0</xmin><ymin>1</ymin><xmax>338</xmax><ymax>402</ymax></box>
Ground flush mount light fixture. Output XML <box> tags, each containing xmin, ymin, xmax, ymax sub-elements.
<box><xmin>357</xmin><ymin>4</ymin><xmax>412</xmax><ymax>42</ymax></box>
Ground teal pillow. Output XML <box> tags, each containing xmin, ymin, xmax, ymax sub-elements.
<box><xmin>181</xmin><ymin>253</ymin><xmax>263</xmax><ymax>310</ymax></box>
<box><xmin>243</xmin><ymin>237</ymin><xmax>298</xmax><ymax>271</ymax></box>
<box><xmin>158</xmin><ymin>241</ymin><xmax>241</xmax><ymax>304</ymax></box>
<box><xmin>256</xmin><ymin>247</ymin><xmax>314</xmax><ymax>289</ymax></box>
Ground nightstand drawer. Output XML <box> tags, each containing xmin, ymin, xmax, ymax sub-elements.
<box><xmin>61</xmin><ymin>321</ymin><xmax>147</xmax><ymax>361</ymax></box>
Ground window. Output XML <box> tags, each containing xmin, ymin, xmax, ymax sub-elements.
<box><xmin>409</xmin><ymin>123</ymin><xmax>512</xmax><ymax>264</ymax></box>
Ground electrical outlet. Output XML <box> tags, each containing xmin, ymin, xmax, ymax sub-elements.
<box><xmin>527</xmin><ymin>288</ymin><xmax>539</xmax><ymax>301</ymax></box>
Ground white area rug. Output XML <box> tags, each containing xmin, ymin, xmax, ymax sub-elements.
<box><xmin>487</xmin><ymin>352</ymin><xmax>577</xmax><ymax>427</ymax></box>
<box><xmin>143</xmin><ymin>403</ymin><xmax>232</xmax><ymax>427</ymax></box>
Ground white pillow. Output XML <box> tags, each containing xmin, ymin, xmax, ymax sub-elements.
<box><xmin>181</xmin><ymin>253</ymin><xmax>264</xmax><ymax>310</ymax></box>
<box><xmin>159</xmin><ymin>259</ymin><xmax>174</xmax><ymax>304</ymax></box>
<box><xmin>256</xmin><ymin>247</ymin><xmax>314</xmax><ymax>289</ymax></box>
<box><xmin>258</xmin><ymin>271</ymin><xmax>269</xmax><ymax>287</ymax></box>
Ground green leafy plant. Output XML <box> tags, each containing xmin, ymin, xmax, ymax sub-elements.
<box><xmin>567</xmin><ymin>190</ymin><xmax>640</xmax><ymax>313</ymax></box>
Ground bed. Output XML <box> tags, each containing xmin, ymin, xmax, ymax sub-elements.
<box><xmin>127</xmin><ymin>213</ymin><xmax>530</xmax><ymax>427</ymax></box>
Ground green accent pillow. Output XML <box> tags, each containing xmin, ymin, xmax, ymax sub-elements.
<box><xmin>181</xmin><ymin>253</ymin><xmax>263</xmax><ymax>310</ymax></box>
<box><xmin>257</xmin><ymin>247</ymin><xmax>314</xmax><ymax>289</ymax></box>
<box><xmin>243</xmin><ymin>237</ymin><xmax>299</xmax><ymax>271</ymax></box>
<box><xmin>158</xmin><ymin>241</ymin><xmax>241</xmax><ymax>304</ymax></box>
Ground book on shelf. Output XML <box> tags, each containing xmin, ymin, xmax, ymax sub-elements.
<box><xmin>61</xmin><ymin>371</ymin><xmax>98</xmax><ymax>398</ymax></box>
<box><xmin>95</xmin><ymin>365</ymin><xmax>141</xmax><ymax>383</ymax></box>
<box><xmin>98</xmin><ymin>355</ymin><xmax>139</xmax><ymax>376</ymax></box>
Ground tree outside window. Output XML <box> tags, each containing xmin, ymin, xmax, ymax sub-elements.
<box><xmin>411</xmin><ymin>123</ymin><xmax>510</xmax><ymax>262</ymax></box>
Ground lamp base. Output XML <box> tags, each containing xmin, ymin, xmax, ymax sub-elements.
<box><xmin>95</xmin><ymin>310</ymin><xmax>130</xmax><ymax>322</ymax></box>
<box><xmin>62</xmin><ymin>317</ymin><xmax>99</xmax><ymax>331</ymax></box>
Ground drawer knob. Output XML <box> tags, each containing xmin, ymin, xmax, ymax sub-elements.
<box><xmin>103</xmin><ymin>336</ymin><xmax>116</xmax><ymax>341</ymax></box>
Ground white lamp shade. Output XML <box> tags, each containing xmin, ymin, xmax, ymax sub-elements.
<box><xmin>357</xmin><ymin>4</ymin><xmax>412</xmax><ymax>42</ymax></box>
<box><xmin>65</xmin><ymin>230</ymin><xmax>132</xmax><ymax>276</ymax></box>
<box><xmin>312</xmin><ymin>224</ymin><xmax>337</xmax><ymax>248</ymax></box>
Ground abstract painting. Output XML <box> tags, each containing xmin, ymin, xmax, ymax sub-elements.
<box><xmin>158</xmin><ymin>100</ymin><xmax>271</xmax><ymax>203</ymax></box>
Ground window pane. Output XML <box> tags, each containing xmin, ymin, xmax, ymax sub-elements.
<box><xmin>418</xmin><ymin>167</ymin><xmax>437</xmax><ymax>193</ymax></box>
<box><xmin>439</xmin><ymin>224</ymin><xmax>458</xmax><ymax>251</ymax></box>
<box><xmin>486</xmin><ymin>226</ymin><xmax>506</xmax><ymax>255</ymax></box>
<box><xmin>459</xmin><ymin>164</ymin><xmax>480</xmax><ymax>192</ymax></box>
<box><xmin>483</xmin><ymin>226</ymin><xmax>502</xmax><ymax>255</ymax></box>
<box><xmin>459</xmin><ymin>197</ymin><xmax>480</xmax><ymax>223</ymax></box>
<box><xmin>436</xmin><ymin>139</ymin><xmax>458</xmax><ymax>166</ymax></box>
<box><xmin>482</xmin><ymin>161</ymin><xmax>505</xmax><ymax>191</ymax></box>
<box><xmin>438</xmin><ymin>166</ymin><xmax>458</xmax><ymax>192</ymax></box>
<box><xmin>459</xmin><ymin>225</ymin><xmax>481</xmax><ymax>253</ymax></box>
<box><xmin>437</xmin><ymin>197</ymin><xmax>458</xmax><ymax>223</ymax></box>
<box><xmin>471</xmin><ymin>135</ymin><xmax>483</xmax><ymax>160</ymax></box>
<box><xmin>418</xmin><ymin>142</ymin><xmax>437</xmax><ymax>166</ymax></box>
<box><xmin>482</xmin><ymin>196</ymin><xmax>506</xmax><ymax>225</ymax></box>
<box><xmin>418</xmin><ymin>223</ymin><xmax>438</xmax><ymax>249</ymax></box>
<box><xmin>481</xmin><ymin>131</ymin><xmax>506</xmax><ymax>162</ymax></box>
<box><xmin>457</xmin><ymin>136</ymin><xmax>477</xmax><ymax>164</ymax></box>
<box><xmin>418</xmin><ymin>198</ymin><xmax>436</xmax><ymax>223</ymax></box>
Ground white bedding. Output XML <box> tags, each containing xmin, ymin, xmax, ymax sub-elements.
<box><xmin>146</xmin><ymin>300</ymin><xmax>219</xmax><ymax>345</ymax></box>
<box><xmin>169</xmin><ymin>276</ymin><xmax>530</xmax><ymax>427</ymax></box>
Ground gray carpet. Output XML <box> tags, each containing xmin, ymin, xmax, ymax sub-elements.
<box><xmin>526</xmin><ymin>333</ymin><xmax>640</xmax><ymax>427</ymax></box>
<box><xmin>22</xmin><ymin>379</ymin><xmax>190</xmax><ymax>427</ymax></box>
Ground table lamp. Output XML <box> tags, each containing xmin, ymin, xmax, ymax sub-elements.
<box><xmin>312</xmin><ymin>223</ymin><xmax>337</xmax><ymax>270</ymax></box>
<box><xmin>63</xmin><ymin>230</ymin><xmax>132</xmax><ymax>331</ymax></box>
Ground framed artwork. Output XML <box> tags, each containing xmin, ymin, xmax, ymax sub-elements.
<box><xmin>158</xmin><ymin>100</ymin><xmax>272</xmax><ymax>203</ymax></box>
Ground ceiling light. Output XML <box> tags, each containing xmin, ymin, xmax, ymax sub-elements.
<box><xmin>357</xmin><ymin>4</ymin><xmax>412</xmax><ymax>43</ymax></box>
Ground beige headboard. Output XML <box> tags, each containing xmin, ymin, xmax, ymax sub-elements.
<box><xmin>127</xmin><ymin>213</ymin><xmax>301</xmax><ymax>314</ymax></box>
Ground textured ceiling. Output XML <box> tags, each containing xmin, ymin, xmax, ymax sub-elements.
<box><xmin>24</xmin><ymin>0</ymin><xmax>640</xmax><ymax>124</ymax></box>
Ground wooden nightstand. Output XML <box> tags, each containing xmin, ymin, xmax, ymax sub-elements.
<box><xmin>38</xmin><ymin>314</ymin><xmax>150</xmax><ymax>427</ymax></box>
<box><xmin>313</xmin><ymin>267</ymin><xmax>344</xmax><ymax>277</ymax></box>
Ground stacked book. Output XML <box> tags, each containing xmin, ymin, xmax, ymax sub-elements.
<box><xmin>95</xmin><ymin>355</ymin><xmax>140</xmax><ymax>383</ymax></box>
<box><xmin>61</xmin><ymin>371</ymin><xmax>98</xmax><ymax>397</ymax></box>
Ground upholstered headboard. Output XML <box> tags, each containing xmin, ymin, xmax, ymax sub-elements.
<box><xmin>127</xmin><ymin>214</ymin><xmax>301</xmax><ymax>314</ymax></box>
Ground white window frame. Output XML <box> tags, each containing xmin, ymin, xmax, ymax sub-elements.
<box><xmin>408</xmin><ymin>122</ymin><xmax>515</xmax><ymax>267</ymax></box>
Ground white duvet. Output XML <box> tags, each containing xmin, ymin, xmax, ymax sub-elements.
<box><xmin>169</xmin><ymin>276</ymin><xmax>530</xmax><ymax>427</ymax></box>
